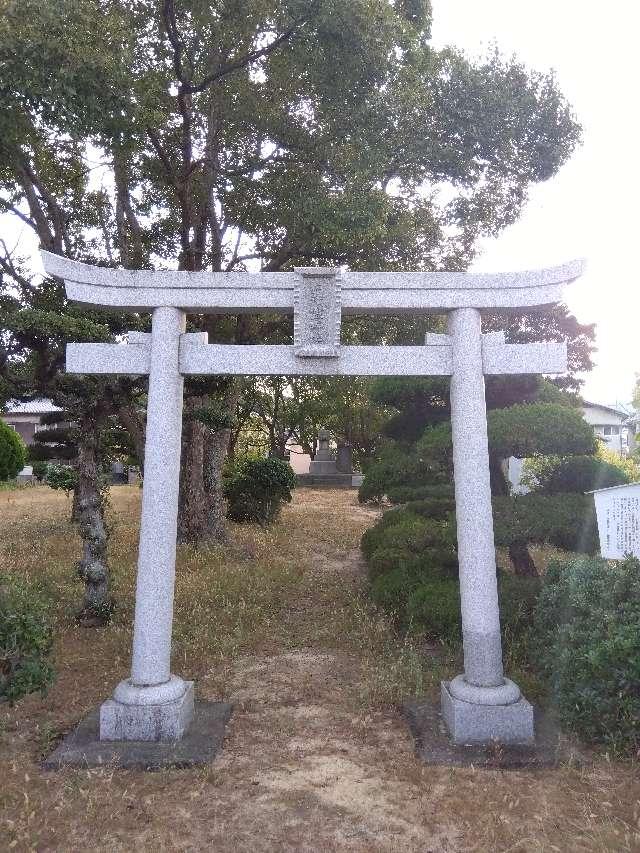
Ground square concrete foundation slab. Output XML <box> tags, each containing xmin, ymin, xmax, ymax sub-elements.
<box><xmin>43</xmin><ymin>701</ymin><xmax>233</xmax><ymax>771</ymax></box>
<box><xmin>441</xmin><ymin>681</ymin><xmax>534</xmax><ymax>746</ymax></box>
<box><xmin>402</xmin><ymin>696</ymin><xmax>588</xmax><ymax>769</ymax></box>
<box><xmin>101</xmin><ymin>681</ymin><xmax>195</xmax><ymax>742</ymax></box>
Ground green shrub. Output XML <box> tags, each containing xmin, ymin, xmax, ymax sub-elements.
<box><xmin>45</xmin><ymin>463</ymin><xmax>77</xmax><ymax>495</ymax></box>
<box><xmin>391</xmin><ymin>493</ymin><xmax>455</xmax><ymax>520</ymax></box>
<box><xmin>493</xmin><ymin>493</ymin><xmax>599</xmax><ymax>554</ymax></box>
<box><xmin>31</xmin><ymin>460</ymin><xmax>48</xmax><ymax>482</ymax></box>
<box><xmin>487</xmin><ymin>403</ymin><xmax>597</xmax><ymax>459</ymax></box>
<box><xmin>224</xmin><ymin>456</ymin><xmax>296</xmax><ymax>524</ymax></box>
<box><xmin>406</xmin><ymin>579</ymin><xmax>461</xmax><ymax>643</ymax></box>
<box><xmin>416</xmin><ymin>403</ymin><xmax>597</xmax><ymax>464</ymax></box>
<box><xmin>534</xmin><ymin>556</ymin><xmax>640</xmax><ymax>753</ymax></box>
<box><xmin>533</xmin><ymin>456</ymin><xmax>629</xmax><ymax>495</ymax></box>
<box><xmin>370</xmin><ymin>566</ymin><xmax>415</xmax><ymax>615</ymax></box>
<box><xmin>0</xmin><ymin>420</ymin><xmax>26</xmax><ymax>480</ymax></box>
<box><xmin>362</xmin><ymin>499</ymin><xmax>545</xmax><ymax>653</ymax></box>
<box><xmin>386</xmin><ymin>484</ymin><xmax>454</xmax><ymax>505</ymax></box>
<box><xmin>0</xmin><ymin>573</ymin><xmax>54</xmax><ymax>702</ymax></box>
<box><xmin>362</xmin><ymin>507</ymin><xmax>457</xmax><ymax>576</ymax></box>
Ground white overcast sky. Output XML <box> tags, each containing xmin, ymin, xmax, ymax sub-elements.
<box><xmin>432</xmin><ymin>0</ymin><xmax>640</xmax><ymax>407</ymax></box>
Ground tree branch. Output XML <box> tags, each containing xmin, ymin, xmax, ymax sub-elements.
<box><xmin>113</xmin><ymin>151</ymin><xmax>145</xmax><ymax>269</ymax></box>
<box><xmin>162</xmin><ymin>0</ymin><xmax>187</xmax><ymax>84</ymax></box>
<box><xmin>0</xmin><ymin>197</ymin><xmax>37</xmax><ymax>231</ymax></box>
<box><xmin>146</xmin><ymin>126</ymin><xmax>181</xmax><ymax>192</ymax></box>
<box><xmin>186</xmin><ymin>2</ymin><xmax>321</xmax><ymax>94</ymax></box>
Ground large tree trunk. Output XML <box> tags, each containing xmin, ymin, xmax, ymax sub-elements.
<box><xmin>203</xmin><ymin>425</ymin><xmax>232</xmax><ymax>542</ymax></box>
<box><xmin>118</xmin><ymin>401</ymin><xmax>146</xmax><ymax>473</ymax></box>
<box><xmin>74</xmin><ymin>416</ymin><xmax>112</xmax><ymax>626</ymax></box>
<box><xmin>508</xmin><ymin>540</ymin><xmax>539</xmax><ymax>578</ymax></box>
<box><xmin>177</xmin><ymin>396</ymin><xmax>208</xmax><ymax>544</ymax></box>
<box><xmin>203</xmin><ymin>380</ymin><xmax>243</xmax><ymax>542</ymax></box>
<box><xmin>489</xmin><ymin>453</ymin><xmax>510</xmax><ymax>496</ymax></box>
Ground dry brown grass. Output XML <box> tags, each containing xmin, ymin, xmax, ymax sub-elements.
<box><xmin>1</xmin><ymin>485</ymin><xmax>639</xmax><ymax>852</ymax></box>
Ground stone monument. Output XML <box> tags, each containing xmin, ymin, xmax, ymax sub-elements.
<box><xmin>309</xmin><ymin>429</ymin><xmax>338</xmax><ymax>475</ymax></box>
<box><xmin>299</xmin><ymin>429</ymin><xmax>362</xmax><ymax>487</ymax></box>
<box><xmin>42</xmin><ymin>251</ymin><xmax>584</xmax><ymax>750</ymax></box>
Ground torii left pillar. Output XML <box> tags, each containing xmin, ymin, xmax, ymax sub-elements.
<box><xmin>100</xmin><ymin>307</ymin><xmax>193</xmax><ymax>741</ymax></box>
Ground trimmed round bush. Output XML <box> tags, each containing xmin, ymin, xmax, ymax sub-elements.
<box><xmin>0</xmin><ymin>420</ymin><xmax>26</xmax><ymax>481</ymax></box>
<box><xmin>535</xmin><ymin>456</ymin><xmax>629</xmax><ymax>495</ymax></box>
<box><xmin>493</xmin><ymin>493</ymin><xmax>599</xmax><ymax>554</ymax></box>
<box><xmin>406</xmin><ymin>579</ymin><xmax>461</xmax><ymax>643</ymax></box>
<box><xmin>362</xmin><ymin>499</ymin><xmax>545</xmax><ymax>652</ymax></box>
<box><xmin>224</xmin><ymin>456</ymin><xmax>296</xmax><ymax>524</ymax></box>
<box><xmin>370</xmin><ymin>566</ymin><xmax>415</xmax><ymax>616</ymax></box>
<box><xmin>0</xmin><ymin>573</ymin><xmax>54</xmax><ymax>702</ymax></box>
<box><xmin>534</xmin><ymin>556</ymin><xmax>640</xmax><ymax>753</ymax></box>
<box><xmin>45</xmin><ymin>463</ymin><xmax>78</xmax><ymax>495</ymax></box>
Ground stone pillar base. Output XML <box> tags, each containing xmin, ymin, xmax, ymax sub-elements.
<box><xmin>441</xmin><ymin>681</ymin><xmax>534</xmax><ymax>746</ymax></box>
<box><xmin>100</xmin><ymin>678</ymin><xmax>195</xmax><ymax>742</ymax></box>
<box><xmin>309</xmin><ymin>460</ymin><xmax>338</xmax><ymax>475</ymax></box>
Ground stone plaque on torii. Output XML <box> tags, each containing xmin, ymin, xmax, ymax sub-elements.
<box><xmin>42</xmin><ymin>251</ymin><xmax>584</xmax><ymax>747</ymax></box>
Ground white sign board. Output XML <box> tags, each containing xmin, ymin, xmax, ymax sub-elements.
<box><xmin>589</xmin><ymin>482</ymin><xmax>640</xmax><ymax>559</ymax></box>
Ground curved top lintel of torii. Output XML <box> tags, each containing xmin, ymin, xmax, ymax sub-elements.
<box><xmin>41</xmin><ymin>251</ymin><xmax>585</xmax><ymax>315</ymax></box>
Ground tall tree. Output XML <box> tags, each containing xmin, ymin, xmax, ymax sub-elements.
<box><xmin>0</xmin><ymin>0</ymin><xmax>581</xmax><ymax>550</ymax></box>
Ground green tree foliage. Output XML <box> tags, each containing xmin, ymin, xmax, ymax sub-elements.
<box><xmin>28</xmin><ymin>412</ymin><xmax>77</xmax><ymax>463</ymax></box>
<box><xmin>492</xmin><ymin>494</ymin><xmax>599</xmax><ymax>554</ymax></box>
<box><xmin>528</xmin><ymin>456</ymin><xmax>630</xmax><ymax>495</ymax></box>
<box><xmin>416</xmin><ymin>402</ymin><xmax>595</xmax><ymax>462</ymax></box>
<box><xmin>223</xmin><ymin>456</ymin><xmax>296</xmax><ymax>524</ymax></box>
<box><xmin>0</xmin><ymin>0</ymin><xmax>582</xmax><ymax>551</ymax></box>
<box><xmin>0</xmin><ymin>573</ymin><xmax>54</xmax><ymax>703</ymax></box>
<box><xmin>45</xmin><ymin>463</ymin><xmax>78</xmax><ymax>497</ymax></box>
<box><xmin>534</xmin><ymin>557</ymin><xmax>640</xmax><ymax>754</ymax></box>
<box><xmin>361</xmin><ymin>499</ymin><xmax>540</xmax><ymax>653</ymax></box>
<box><xmin>232</xmin><ymin>376</ymin><xmax>389</xmax><ymax>466</ymax></box>
<box><xmin>0</xmin><ymin>420</ymin><xmax>26</xmax><ymax>480</ymax></box>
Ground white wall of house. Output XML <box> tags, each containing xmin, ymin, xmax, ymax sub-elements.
<box><xmin>582</xmin><ymin>403</ymin><xmax>629</xmax><ymax>456</ymax></box>
<box><xmin>285</xmin><ymin>442</ymin><xmax>311</xmax><ymax>474</ymax></box>
<box><xmin>1</xmin><ymin>399</ymin><xmax>63</xmax><ymax>445</ymax></box>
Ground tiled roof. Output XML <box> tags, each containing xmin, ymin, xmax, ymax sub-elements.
<box><xmin>3</xmin><ymin>398</ymin><xmax>63</xmax><ymax>415</ymax></box>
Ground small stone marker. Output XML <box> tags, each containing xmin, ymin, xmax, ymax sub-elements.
<box><xmin>589</xmin><ymin>482</ymin><xmax>640</xmax><ymax>559</ymax></box>
<box><xmin>336</xmin><ymin>443</ymin><xmax>354</xmax><ymax>474</ymax></box>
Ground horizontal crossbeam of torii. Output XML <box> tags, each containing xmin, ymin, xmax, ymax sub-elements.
<box><xmin>42</xmin><ymin>252</ymin><xmax>584</xmax><ymax>747</ymax></box>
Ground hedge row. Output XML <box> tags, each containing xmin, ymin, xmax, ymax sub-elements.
<box><xmin>362</xmin><ymin>498</ymin><xmax>639</xmax><ymax>753</ymax></box>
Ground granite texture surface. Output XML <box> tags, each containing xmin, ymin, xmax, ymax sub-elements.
<box><xmin>44</xmin><ymin>701</ymin><xmax>232</xmax><ymax>771</ymax></box>
<box><xmin>130</xmin><ymin>306</ymin><xmax>185</xmax><ymax>689</ymax></box>
<box><xmin>179</xmin><ymin>344</ymin><xmax>454</xmax><ymax>376</ymax></box>
<box><xmin>448</xmin><ymin>308</ymin><xmax>505</xmax><ymax>690</ymax></box>
<box><xmin>293</xmin><ymin>267</ymin><xmax>342</xmax><ymax>357</ymax></box>
<box><xmin>55</xmin><ymin>252</ymin><xmax>582</xmax><ymax>748</ymax></box>
<box><xmin>100</xmin><ymin>681</ymin><xmax>194</xmax><ymax>742</ymax></box>
<box><xmin>403</xmin><ymin>698</ymin><xmax>586</xmax><ymax>769</ymax></box>
<box><xmin>42</xmin><ymin>251</ymin><xmax>585</xmax><ymax>313</ymax></box>
<box><xmin>441</xmin><ymin>681</ymin><xmax>534</xmax><ymax>746</ymax></box>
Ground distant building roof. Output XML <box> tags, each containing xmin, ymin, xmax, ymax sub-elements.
<box><xmin>582</xmin><ymin>401</ymin><xmax>630</xmax><ymax>419</ymax></box>
<box><xmin>3</xmin><ymin>398</ymin><xmax>62</xmax><ymax>415</ymax></box>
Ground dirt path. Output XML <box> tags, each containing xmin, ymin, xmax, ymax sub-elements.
<box><xmin>1</xmin><ymin>486</ymin><xmax>639</xmax><ymax>852</ymax></box>
<box><xmin>193</xmin><ymin>494</ymin><xmax>460</xmax><ymax>851</ymax></box>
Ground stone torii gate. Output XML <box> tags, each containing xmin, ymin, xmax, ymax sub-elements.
<box><xmin>42</xmin><ymin>251</ymin><xmax>584</xmax><ymax>747</ymax></box>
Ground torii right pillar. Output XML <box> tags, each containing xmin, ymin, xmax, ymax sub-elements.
<box><xmin>443</xmin><ymin>307</ymin><xmax>532</xmax><ymax>744</ymax></box>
